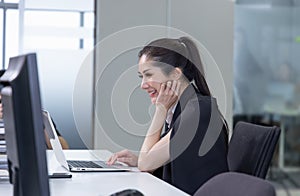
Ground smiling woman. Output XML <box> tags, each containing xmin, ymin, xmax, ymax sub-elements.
<box><xmin>107</xmin><ymin>37</ymin><xmax>229</xmax><ymax>195</ymax></box>
<box><xmin>138</xmin><ymin>55</ymin><xmax>181</xmax><ymax>104</ymax></box>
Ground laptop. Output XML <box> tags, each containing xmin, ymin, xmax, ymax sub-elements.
<box><xmin>42</xmin><ymin>110</ymin><xmax>131</xmax><ymax>172</ymax></box>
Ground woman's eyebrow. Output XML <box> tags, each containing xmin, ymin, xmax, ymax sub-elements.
<box><xmin>138</xmin><ymin>69</ymin><xmax>151</xmax><ymax>75</ymax></box>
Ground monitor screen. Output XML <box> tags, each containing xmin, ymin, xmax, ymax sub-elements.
<box><xmin>0</xmin><ymin>53</ymin><xmax>50</xmax><ymax>196</ymax></box>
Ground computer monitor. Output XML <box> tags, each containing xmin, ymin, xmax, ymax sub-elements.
<box><xmin>0</xmin><ymin>53</ymin><xmax>50</xmax><ymax>196</ymax></box>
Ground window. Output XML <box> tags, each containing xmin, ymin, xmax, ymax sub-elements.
<box><xmin>1</xmin><ymin>1</ymin><xmax>94</xmax><ymax>68</ymax></box>
<box><xmin>0</xmin><ymin>1</ymin><xmax>18</xmax><ymax>68</ymax></box>
<box><xmin>5</xmin><ymin>9</ymin><xmax>19</xmax><ymax>68</ymax></box>
<box><xmin>22</xmin><ymin>10</ymin><xmax>94</xmax><ymax>50</ymax></box>
<box><xmin>24</xmin><ymin>11</ymin><xmax>80</xmax><ymax>27</ymax></box>
<box><xmin>4</xmin><ymin>0</ymin><xmax>19</xmax><ymax>3</ymax></box>
<box><xmin>0</xmin><ymin>9</ymin><xmax>3</xmax><ymax>67</ymax></box>
<box><xmin>20</xmin><ymin>0</ymin><xmax>95</xmax><ymax>149</ymax></box>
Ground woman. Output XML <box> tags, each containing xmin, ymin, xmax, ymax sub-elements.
<box><xmin>107</xmin><ymin>37</ymin><xmax>228</xmax><ymax>194</ymax></box>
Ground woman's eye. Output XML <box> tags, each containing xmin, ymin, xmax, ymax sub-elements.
<box><xmin>138</xmin><ymin>73</ymin><xmax>152</xmax><ymax>79</ymax></box>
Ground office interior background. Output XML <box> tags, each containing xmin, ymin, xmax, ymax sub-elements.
<box><xmin>1</xmin><ymin>0</ymin><xmax>300</xmax><ymax>193</ymax></box>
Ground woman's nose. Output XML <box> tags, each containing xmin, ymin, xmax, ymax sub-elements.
<box><xmin>140</xmin><ymin>80</ymin><xmax>149</xmax><ymax>89</ymax></box>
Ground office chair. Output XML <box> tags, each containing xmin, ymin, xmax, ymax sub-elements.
<box><xmin>227</xmin><ymin>121</ymin><xmax>280</xmax><ymax>179</ymax></box>
<box><xmin>193</xmin><ymin>172</ymin><xmax>276</xmax><ymax>196</ymax></box>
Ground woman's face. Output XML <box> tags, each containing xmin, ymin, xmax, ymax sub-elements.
<box><xmin>138</xmin><ymin>55</ymin><xmax>174</xmax><ymax>104</ymax></box>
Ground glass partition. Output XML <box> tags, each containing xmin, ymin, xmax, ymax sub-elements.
<box><xmin>234</xmin><ymin>1</ymin><xmax>300</xmax><ymax>170</ymax></box>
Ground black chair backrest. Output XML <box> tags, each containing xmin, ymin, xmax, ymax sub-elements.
<box><xmin>227</xmin><ymin>121</ymin><xmax>280</xmax><ymax>178</ymax></box>
<box><xmin>193</xmin><ymin>172</ymin><xmax>276</xmax><ymax>196</ymax></box>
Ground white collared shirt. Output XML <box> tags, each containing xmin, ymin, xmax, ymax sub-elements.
<box><xmin>165</xmin><ymin>103</ymin><xmax>178</xmax><ymax>128</ymax></box>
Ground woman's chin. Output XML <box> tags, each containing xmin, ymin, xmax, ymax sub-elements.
<box><xmin>151</xmin><ymin>97</ymin><xmax>156</xmax><ymax>104</ymax></box>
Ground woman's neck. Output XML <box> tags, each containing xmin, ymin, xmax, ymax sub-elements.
<box><xmin>177</xmin><ymin>80</ymin><xmax>189</xmax><ymax>98</ymax></box>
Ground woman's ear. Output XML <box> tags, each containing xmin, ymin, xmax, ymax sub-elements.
<box><xmin>172</xmin><ymin>68</ymin><xmax>183</xmax><ymax>80</ymax></box>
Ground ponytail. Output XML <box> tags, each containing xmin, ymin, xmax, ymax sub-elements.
<box><xmin>179</xmin><ymin>37</ymin><xmax>211</xmax><ymax>96</ymax></box>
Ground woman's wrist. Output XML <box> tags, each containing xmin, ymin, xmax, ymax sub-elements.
<box><xmin>155</xmin><ymin>103</ymin><xmax>168</xmax><ymax>115</ymax></box>
<box><xmin>146</xmin><ymin>104</ymin><xmax>167</xmax><ymax>134</ymax></box>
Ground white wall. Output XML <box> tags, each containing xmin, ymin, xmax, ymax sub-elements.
<box><xmin>94</xmin><ymin>0</ymin><xmax>234</xmax><ymax>151</ymax></box>
<box><xmin>170</xmin><ymin>0</ymin><xmax>234</xmax><ymax>132</ymax></box>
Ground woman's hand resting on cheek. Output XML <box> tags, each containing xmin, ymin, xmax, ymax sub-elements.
<box><xmin>155</xmin><ymin>80</ymin><xmax>180</xmax><ymax>111</ymax></box>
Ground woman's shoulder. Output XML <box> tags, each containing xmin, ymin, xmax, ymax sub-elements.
<box><xmin>188</xmin><ymin>94</ymin><xmax>215</xmax><ymax>108</ymax></box>
<box><xmin>197</xmin><ymin>93</ymin><xmax>215</xmax><ymax>102</ymax></box>
<box><xmin>179</xmin><ymin>95</ymin><xmax>214</xmax><ymax>118</ymax></box>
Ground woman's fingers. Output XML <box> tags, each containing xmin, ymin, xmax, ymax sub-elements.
<box><xmin>107</xmin><ymin>151</ymin><xmax>123</xmax><ymax>165</ymax></box>
<box><xmin>106</xmin><ymin>149</ymin><xmax>137</xmax><ymax>166</ymax></box>
<box><xmin>166</xmin><ymin>81</ymin><xmax>172</xmax><ymax>94</ymax></box>
<box><xmin>106</xmin><ymin>154</ymin><xmax>117</xmax><ymax>165</ymax></box>
<box><xmin>160</xmin><ymin>81</ymin><xmax>175</xmax><ymax>95</ymax></box>
<box><xmin>175</xmin><ymin>81</ymin><xmax>181</xmax><ymax>96</ymax></box>
<box><xmin>159</xmin><ymin>82</ymin><xmax>166</xmax><ymax>95</ymax></box>
<box><xmin>116</xmin><ymin>157</ymin><xmax>131</xmax><ymax>165</ymax></box>
<box><xmin>170</xmin><ymin>80</ymin><xmax>177</xmax><ymax>96</ymax></box>
<box><xmin>156</xmin><ymin>80</ymin><xmax>180</xmax><ymax>110</ymax></box>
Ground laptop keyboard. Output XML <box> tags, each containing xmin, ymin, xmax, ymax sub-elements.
<box><xmin>67</xmin><ymin>160</ymin><xmax>103</xmax><ymax>168</ymax></box>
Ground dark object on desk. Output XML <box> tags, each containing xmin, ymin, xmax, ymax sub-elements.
<box><xmin>0</xmin><ymin>53</ymin><xmax>50</xmax><ymax>196</ymax></box>
<box><xmin>227</xmin><ymin>121</ymin><xmax>281</xmax><ymax>179</ymax></box>
<box><xmin>49</xmin><ymin>172</ymin><xmax>72</xmax><ymax>178</ymax></box>
<box><xmin>110</xmin><ymin>189</ymin><xmax>144</xmax><ymax>196</ymax></box>
<box><xmin>194</xmin><ymin>172</ymin><xmax>276</xmax><ymax>196</ymax></box>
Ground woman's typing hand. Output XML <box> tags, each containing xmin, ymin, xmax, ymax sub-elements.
<box><xmin>106</xmin><ymin>149</ymin><xmax>138</xmax><ymax>167</ymax></box>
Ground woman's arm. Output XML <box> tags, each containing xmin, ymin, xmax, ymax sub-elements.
<box><xmin>44</xmin><ymin>129</ymin><xmax>69</xmax><ymax>149</ymax></box>
<box><xmin>107</xmin><ymin>81</ymin><xmax>179</xmax><ymax>168</ymax></box>
<box><xmin>138</xmin><ymin>81</ymin><xmax>178</xmax><ymax>171</ymax></box>
<box><xmin>58</xmin><ymin>136</ymin><xmax>69</xmax><ymax>149</ymax></box>
<box><xmin>138</xmin><ymin>105</ymin><xmax>170</xmax><ymax>171</ymax></box>
<box><xmin>106</xmin><ymin>104</ymin><xmax>170</xmax><ymax>168</ymax></box>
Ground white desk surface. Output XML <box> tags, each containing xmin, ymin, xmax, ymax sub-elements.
<box><xmin>0</xmin><ymin>149</ymin><xmax>189</xmax><ymax>196</ymax></box>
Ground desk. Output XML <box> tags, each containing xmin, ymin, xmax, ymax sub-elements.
<box><xmin>0</xmin><ymin>150</ymin><xmax>189</xmax><ymax>196</ymax></box>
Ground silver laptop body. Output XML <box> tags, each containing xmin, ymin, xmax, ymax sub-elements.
<box><xmin>42</xmin><ymin>110</ymin><xmax>130</xmax><ymax>172</ymax></box>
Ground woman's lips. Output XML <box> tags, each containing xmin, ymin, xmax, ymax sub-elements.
<box><xmin>148</xmin><ymin>90</ymin><xmax>157</xmax><ymax>98</ymax></box>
